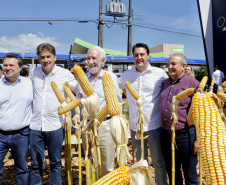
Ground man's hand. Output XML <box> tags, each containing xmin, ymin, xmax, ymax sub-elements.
<box><xmin>193</xmin><ymin>139</ymin><xmax>199</xmax><ymax>154</ymax></box>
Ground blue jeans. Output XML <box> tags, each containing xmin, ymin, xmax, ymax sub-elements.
<box><xmin>161</xmin><ymin>127</ymin><xmax>199</xmax><ymax>185</ymax></box>
<box><xmin>30</xmin><ymin>128</ymin><xmax>64</xmax><ymax>185</ymax></box>
<box><xmin>0</xmin><ymin>127</ymin><xmax>29</xmax><ymax>185</ymax></box>
<box><xmin>130</xmin><ymin>127</ymin><xmax>168</xmax><ymax>185</ymax></box>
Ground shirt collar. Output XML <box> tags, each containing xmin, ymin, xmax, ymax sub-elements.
<box><xmin>170</xmin><ymin>73</ymin><xmax>186</xmax><ymax>84</ymax></box>
<box><xmin>40</xmin><ymin>65</ymin><xmax>57</xmax><ymax>76</ymax></box>
<box><xmin>3</xmin><ymin>76</ymin><xmax>21</xmax><ymax>85</ymax></box>
<box><xmin>87</xmin><ymin>69</ymin><xmax>106</xmax><ymax>79</ymax></box>
<box><xmin>132</xmin><ymin>63</ymin><xmax>152</xmax><ymax>73</ymax></box>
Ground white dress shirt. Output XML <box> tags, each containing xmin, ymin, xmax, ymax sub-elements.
<box><xmin>119</xmin><ymin>64</ymin><xmax>168</xmax><ymax>131</ymax></box>
<box><xmin>0</xmin><ymin>76</ymin><xmax>33</xmax><ymax>131</ymax></box>
<box><xmin>29</xmin><ymin>66</ymin><xmax>77</xmax><ymax>131</ymax></box>
<box><xmin>212</xmin><ymin>69</ymin><xmax>225</xmax><ymax>86</ymax></box>
<box><xmin>76</xmin><ymin>69</ymin><xmax>122</xmax><ymax>111</ymax></box>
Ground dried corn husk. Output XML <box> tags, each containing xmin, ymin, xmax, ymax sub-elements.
<box><xmin>129</xmin><ymin>160</ymin><xmax>156</xmax><ymax>185</ymax></box>
<box><xmin>110</xmin><ymin>115</ymin><xmax>131</xmax><ymax>167</ymax></box>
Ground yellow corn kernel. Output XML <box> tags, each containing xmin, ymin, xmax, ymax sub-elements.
<box><xmin>93</xmin><ymin>166</ymin><xmax>130</xmax><ymax>185</ymax></box>
<box><xmin>59</xmin><ymin>99</ymin><xmax>81</xmax><ymax>115</ymax></box>
<box><xmin>73</xmin><ymin>66</ymin><xmax>93</xmax><ymax>97</ymax></box>
<box><xmin>125</xmin><ymin>81</ymin><xmax>140</xmax><ymax>100</ymax></box>
<box><xmin>97</xmin><ymin>105</ymin><xmax>109</xmax><ymax>126</ymax></box>
<box><xmin>51</xmin><ymin>81</ymin><xmax>65</xmax><ymax>103</ymax></box>
<box><xmin>176</xmin><ymin>88</ymin><xmax>195</xmax><ymax>101</ymax></box>
<box><xmin>63</xmin><ymin>85</ymin><xmax>76</xmax><ymax>101</ymax></box>
<box><xmin>217</xmin><ymin>92</ymin><xmax>226</xmax><ymax>102</ymax></box>
<box><xmin>102</xmin><ymin>74</ymin><xmax>121</xmax><ymax>117</ymax></box>
<box><xmin>198</xmin><ymin>76</ymin><xmax>208</xmax><ymax>90</ymax></box>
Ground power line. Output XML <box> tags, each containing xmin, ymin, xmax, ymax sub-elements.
<box><xmin>132</xmin><ymin>23</ymin><xmax>201</xmax><ymax>38</ymax></box>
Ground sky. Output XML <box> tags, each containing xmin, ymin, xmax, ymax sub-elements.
<box><xmin>0</xmin><ymin>0</ymin><xmax>206</xmax><ymax>59</ymax></box>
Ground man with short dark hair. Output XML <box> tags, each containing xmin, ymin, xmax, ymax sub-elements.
<box><xmin>160</xmin><ymin>53</ymin><xmax>199</xmax><ymax>185</ymax></box>
<box><xmin>0</xmin><ymin>53</ymin><xmax>33</xmax><ymax>185</ymax></box>
<box><xmin>119</xmin><ymin>43</ymin><xmax>168</xmax><ymax>185</ymax></box>
<box><xmin>29</xmin><ymin>43</ymin><xmax>77</xmax><ymax>184</ymax></box>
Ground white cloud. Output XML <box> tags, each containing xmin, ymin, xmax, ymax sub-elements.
<box><xmin>0</xmin><ymin>33</ymin><xmax>64</xmax><ymax>53</ymax></box>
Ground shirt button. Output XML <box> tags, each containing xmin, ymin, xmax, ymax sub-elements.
<box><xmin>170</xmin><ymin>93</ymin><xmax>171</xmax><ymax>95</ymax></box>
<box><xmin>164</xmin><ymin>119</ymin><xmax>166</xmax><ymax>121</ymax></box>
<box><xmin>165</xmin><ymin>110</ymin><xmax>167</xmax><ymax>112</ymax></box>
<box><xmin>167</xmin><ymin>101</ymin><xmax>169</xmax><ymax>103</ymax></box>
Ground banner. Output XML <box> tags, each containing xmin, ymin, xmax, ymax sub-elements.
<box><xmin>212</xmin><ymin>0</ymin><xmax>226</xmax><ymax>75</ymax></box>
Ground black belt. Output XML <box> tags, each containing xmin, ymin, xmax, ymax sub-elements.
<box><xmin>175</xmin><ymin>126</ymin><xmax>194</xmax><ymax>134</ymax></box>
<box><xmin>0</xmin><ymin>126</ymin><xmax>29</xmax><ymax>135</ymax></box>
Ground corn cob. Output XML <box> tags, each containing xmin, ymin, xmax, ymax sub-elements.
<box><xmin>217</xmin><ymin>92</ymin><xmax>226</xmax><ymax>102</ymax></box>
<box><xmin>193</xmin><ymin>92</ymin><xmax>226</xmax><ymax>185</ymax></box>
<box><xmin>222</xmin><ymin>81</ymin><xmax>226</xmax><ymax>88</ymax></box>
<box><xmin>65</xmin><ymin>81</ymin><xmax>70</xmax><ymax>88</ymax></box>
<box><xmin>51</xmin><ymin>81</ymin><xmax>65</xmax><ymax>103</ymax></box>
<box><xmin>125</xmin><ymin>81</ymin><xmax>140</xmax><ymax>100</ymax></box>
<box><xmin>198</xmin><ymin>76</ymin><xmax>208</xmax><ymax>90</ymax></box>
<box><xmin>93</xmin><ymin>166</ymin><xmax>130</xmax><ymax>185</ymax></box>
<box><xmin>176</xmin><ymin>88</ymin><xmax>195</xmax><ymax>101</ymax></box>
<box><xmin>211</xmin><ymin>77</ymin><xmax>215</xmax><ymax>87</ymax></box>
<box><xmin>96</xmin><ymin>105</ymin><xmax>109</xmax><ymax>126</ymax></box>
<box><xmin>102</xmin><ymin>73</ymin><xmax>121</xmax><ymax>116</ymax></box>
<box><xmin>187</xmin><ymin>102</ymin><xmax>194</xmax><ymax>126</ymax></box>
<box><xmin>63</xmin><ymin>85</ymin><xmax>76</xmax><ymax>101</ymax></box>
<box><xmin>59</xmin><ymin>99</ymin><xmax>81</xmax><ymax>115</ymax></box>
<box><xmin>73</xmin><ymin>66</ymin><xmax>93</xmax><ymax>96</ymax></box>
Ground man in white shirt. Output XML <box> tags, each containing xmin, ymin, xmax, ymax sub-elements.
<box><xmin>29</xmin><ymin>43</ymin><xmax>77</xmax><ymax>185</ymax></box>
<box><xmin>0</xmin><ymin>53</ymin><xmax>33</xmax><ymax>185</ymax></box>
<box><xmin>119</xmin><ymin>43</ymin><xmax>168</xmax><ymax>185</ymax></box>
<box><xmin>212</xmin><ymin>65</ymin><xmax>225</xmax><ymax>92</ymax></box>
<box><xmin>76</xmin><ymin>46</ymin><xmax>122</xmax><ymax>176</ymax></box>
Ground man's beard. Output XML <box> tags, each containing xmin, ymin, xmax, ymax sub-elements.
<box><xmin>89</xmin><ymin>62</ymin><xmax>102</xmax><ymax>74</ymax></box>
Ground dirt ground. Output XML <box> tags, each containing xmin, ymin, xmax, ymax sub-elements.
<box><xmin>2</xmin><ymin>142</ymin><xmax>205</xmax><ymax>185</ymax></box>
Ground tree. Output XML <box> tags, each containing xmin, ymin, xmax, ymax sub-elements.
<box><xmin>194</xmin><ymin>66</ymin><xmax>208</xmax><ymax>82</ymax></box>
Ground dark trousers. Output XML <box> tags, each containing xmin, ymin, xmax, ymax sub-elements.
<box><xmin>161</xmin><ymin>127</ymin><xmax>199</xmax><ymax>185</ymax></box>
<box><xmin>30</xmin><ymin>128</ymin><xmax>64</xmax><ymax>185</ymax></box>
<box><xmin>0</xmin><ymin>127</ymin><xmax>29</xmax><ymax>185</ymax></box>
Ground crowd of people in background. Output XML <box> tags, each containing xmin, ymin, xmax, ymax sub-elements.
<box><xmin>0</xmin><ymin>42</ymin><xmax>224</xmax><ymax>185</ymax></box>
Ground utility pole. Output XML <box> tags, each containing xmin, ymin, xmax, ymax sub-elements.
<box><xmin>98</xmin><ymin>0</ymin><xmax>103</xmax><ymax>48</ymax></box>
<box><xmin>127</xmin><ymin>0</ymin><xmax>132</xmax><ymax>56</ymax></box>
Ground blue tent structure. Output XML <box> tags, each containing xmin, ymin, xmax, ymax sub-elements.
<box><xmin>0</xmin><ymin>52</ymin><xmax>206</xmax><ymax>65</ymax></box>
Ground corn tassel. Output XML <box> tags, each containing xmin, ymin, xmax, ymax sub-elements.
<box><xmin>102</xmin><ymin>73</ymin><xmax>121</xmax><ymax>116</ymax></box>
<box><xmin>73</xmin><ymin>66</ymin><xmax>93</xmax><ymax>96</ymax></box>
<box><xmin>176</xmin><ymin>88</ymin><xmax>195</xmax><ymax>101</ymax></box>
<box><xmin>96</xmin><ymin>105</ymin><xmax>109</xmax><ymax>127</ymax></box>
<box><xmin>192</xmin><ymin>92</ymin><xmax>226</xmax><ymax>185</ymax></box>
<box><xmin>125</xmin><ymin>81</ymin><xmax>140</xmax><ymax>100</ymax></box>
<box><xmin>51</xmin><ymin>81</ymin><xmax>65</xmax><ymax>103</ymax></box>
<box><xmin>93</xmin><ymin>166</ymin><xmax>130</xmax><ymax>185</ymax></box>
<box><xmin>59</xmin><ymin>99</ymin><xmax>81</xmax><ymax>115</ymax></box>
